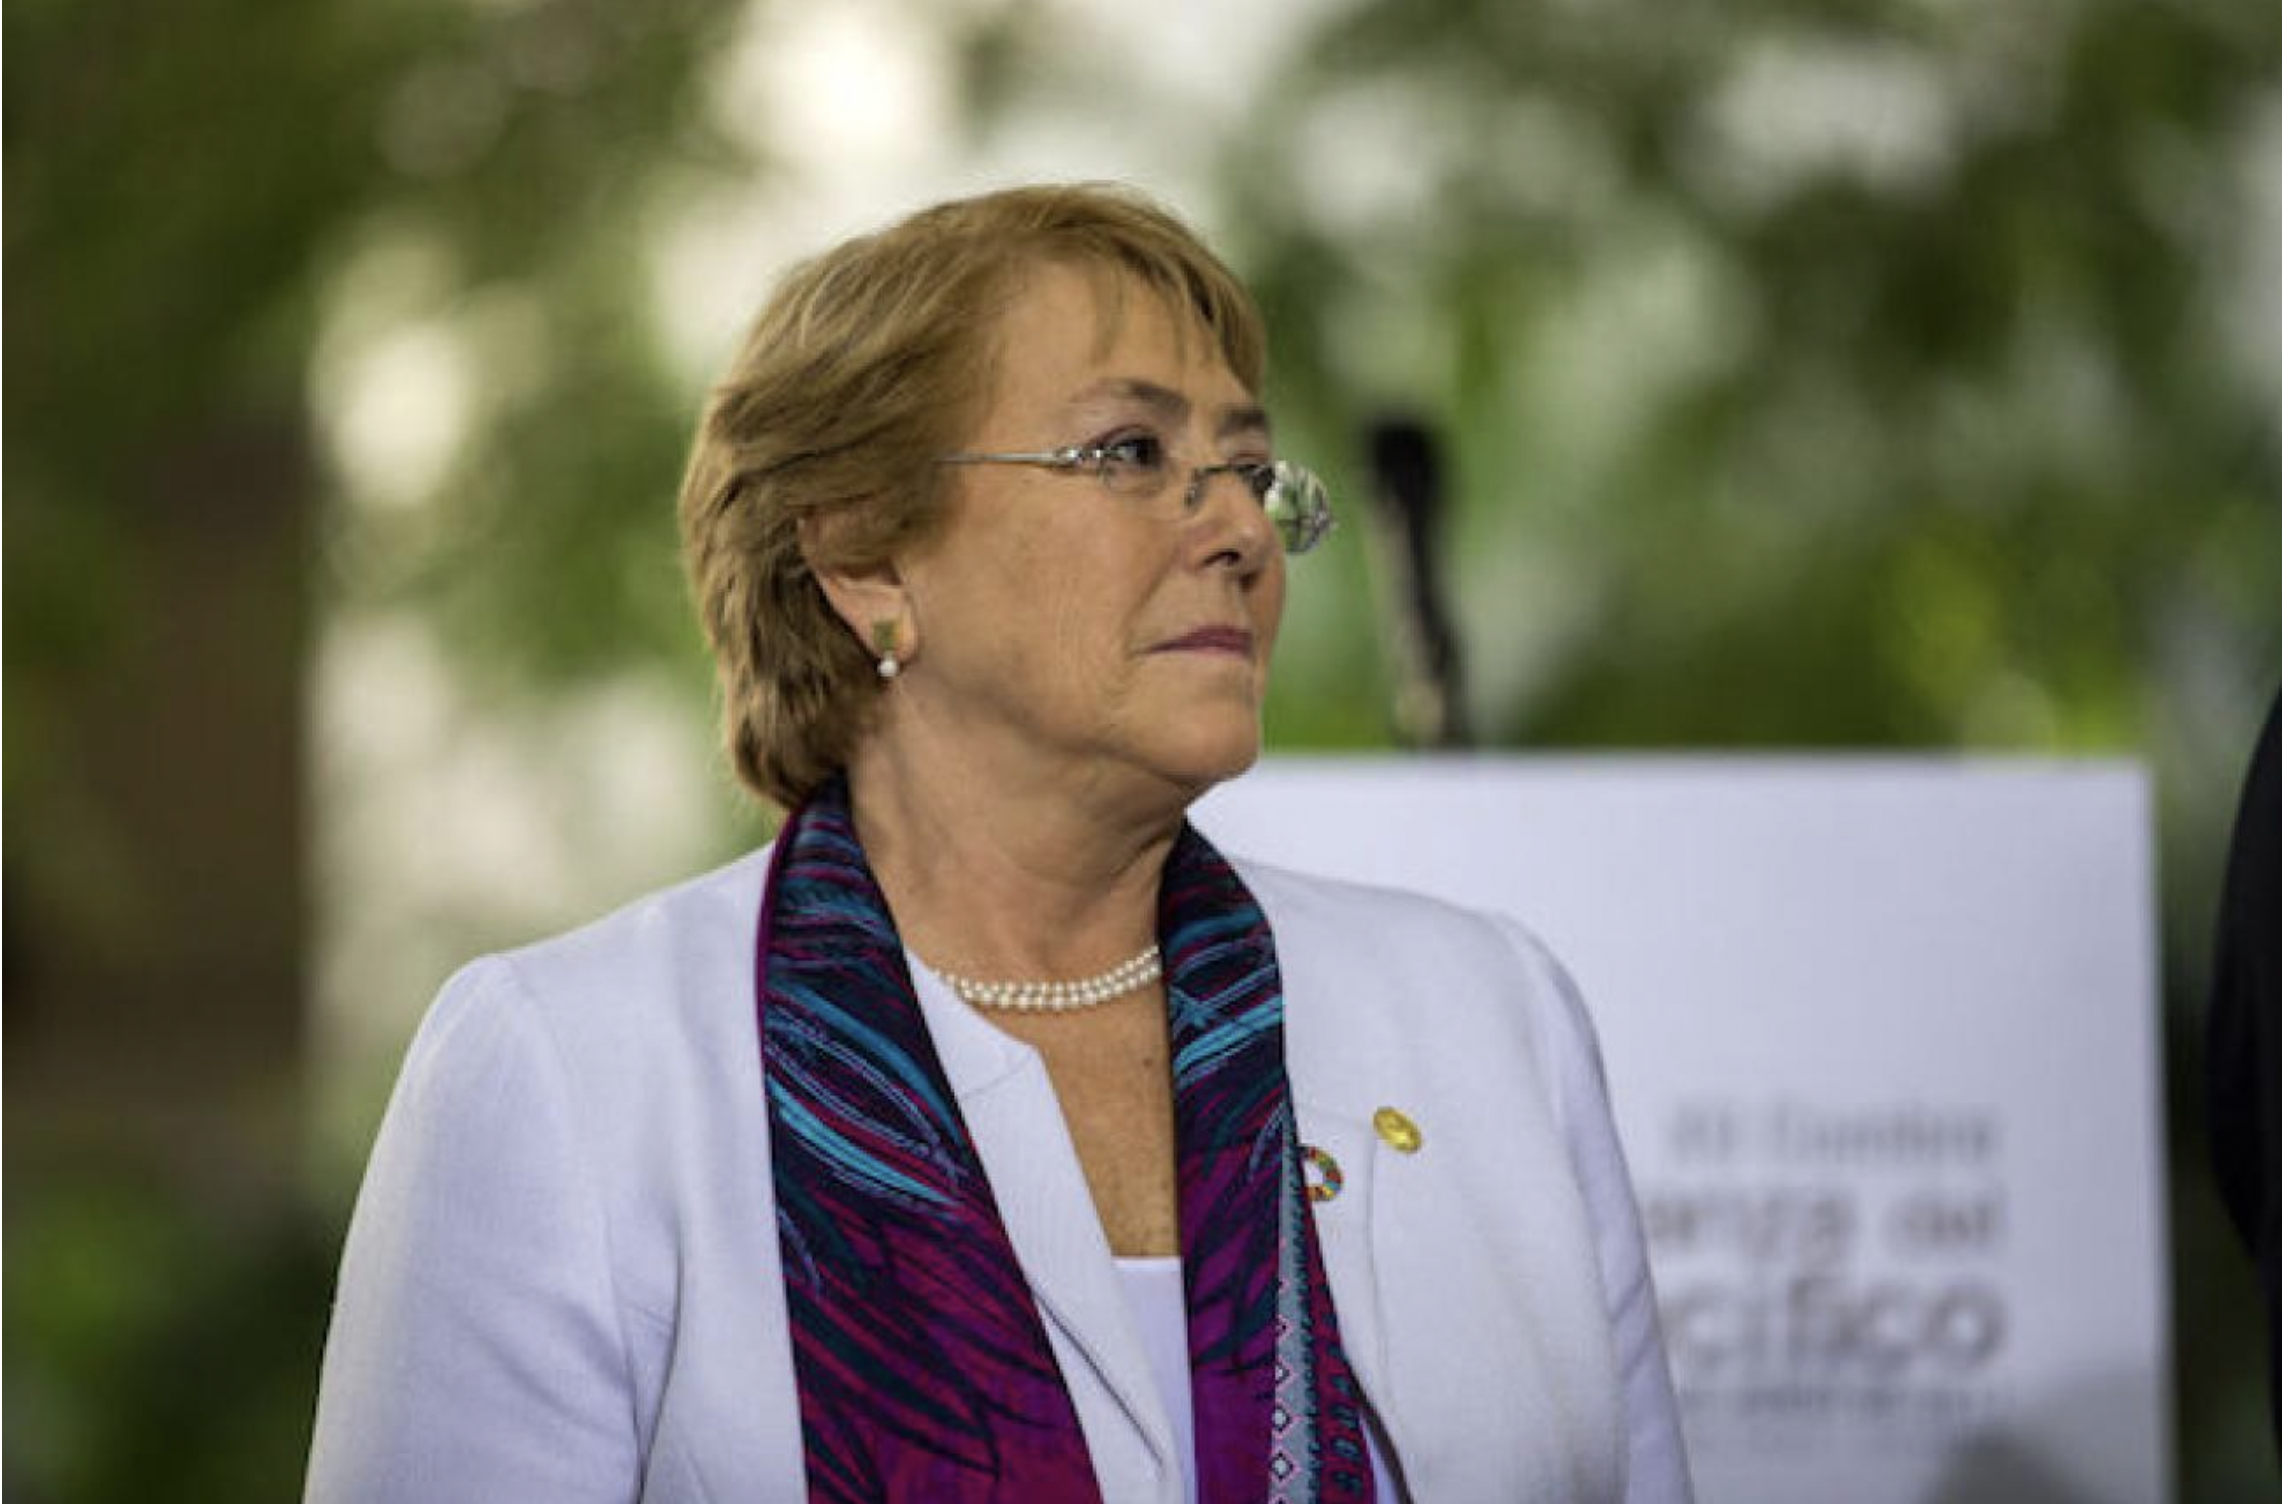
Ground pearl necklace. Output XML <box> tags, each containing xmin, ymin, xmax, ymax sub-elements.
<box><xmin>928</xmin><ymin>943</ymin><xmax>1163</xmax><ymax>1013</ymax></box>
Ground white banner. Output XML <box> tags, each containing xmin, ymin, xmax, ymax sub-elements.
<box><xmin>1196</xmin><ymin>757</ymin><xmax>2168</xmax><ymax>1504</ymax></box>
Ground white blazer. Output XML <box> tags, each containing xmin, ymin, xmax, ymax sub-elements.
<box><xmin>306</xmin><ymin>844</ymin><xmax>1693</xmax><ymax>1503</ymax></box>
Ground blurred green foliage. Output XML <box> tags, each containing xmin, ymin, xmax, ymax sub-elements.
<box><xmin>1210</xmin><ymin>0</ymin><xmax>2282</xmax><ymax>760</ymax></box>
<box><xmin>7</xmin><ymin>0</ymin><xmax>745</xmax><ymax>822</ymax></box>
<box><xmin>9</xmin><ymin>0</ymin><xmax>747</xmax><ymax>1494</ymax></box>
<box><xmin>7</xmin><ymin>1164</ymin><xmax>339</xmax><ymax>1504</ymax></box>
<box><xmin>8</xmin><ymin>0</ymin><xmax>2278</xmax><ymax>1497</ymax></box>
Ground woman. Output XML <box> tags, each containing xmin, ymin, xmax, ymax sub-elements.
<box><xmin>307</xmin><ymin>184</ymin><xmax>1692</xmax><ymax>1502</ymax></box>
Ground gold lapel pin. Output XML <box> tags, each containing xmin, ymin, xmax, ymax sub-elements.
<box><xmin>1373</xmin><ymin>1106</ymin><xmax>1423</xmax><ymax>1154</ymax></box>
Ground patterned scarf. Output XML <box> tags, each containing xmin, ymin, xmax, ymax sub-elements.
<box><xmin>756</xmin><ymin>777</ymin><xmax>1376</xmax><ymax>1502</ymax></box>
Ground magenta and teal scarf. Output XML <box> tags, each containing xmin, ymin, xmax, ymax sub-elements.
<box><xmin>756</xmin><ymin>777</ymin><xmax>1376</xmax><ymax>1501</ymax></box>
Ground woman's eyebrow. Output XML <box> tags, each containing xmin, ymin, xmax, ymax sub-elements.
<box><xmin>1069</xmin><ymin>377</ymin><xmax>1187</xmax><ymax>422</ymax></box>
<box><xmin>1219</xmin><ymin>403</ymin><xmax>1272</xmax><ymax>442</ymax></box>
<box><xmin>1069</xmin><ymin>378</ymin><xmax>1273</xmax><ymax>440</ymax></box>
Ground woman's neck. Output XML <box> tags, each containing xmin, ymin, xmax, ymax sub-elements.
<box><xmin>841</xmin><ymin>735</ymin><xmax>1184</xmax><ymax>982</ymax></box>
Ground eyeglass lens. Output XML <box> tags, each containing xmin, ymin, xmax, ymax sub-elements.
<box><xmin>1069</xmin><ymin>446</ymin><xmax>1333</xmax><ymax>554</ymax></box>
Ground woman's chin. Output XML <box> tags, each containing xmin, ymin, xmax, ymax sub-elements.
<box><xmin>1141</xmin><ymin>721</ymin><xmax>1264</xmax><ymax>799</ymax></box>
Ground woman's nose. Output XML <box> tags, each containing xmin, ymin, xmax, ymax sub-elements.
<box><xmin>1184</xmin><ymin>464</ymin><xmax>1277</xmax><ymax>571</ymax></box>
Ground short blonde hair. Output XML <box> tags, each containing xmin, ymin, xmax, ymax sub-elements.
<box><xmin>678</xmin><ymin>184</ymin><xmax>1267</xmax><ymax>809</ymax></box>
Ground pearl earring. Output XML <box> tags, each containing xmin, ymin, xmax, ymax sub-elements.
<box><xmin>872</xmin><ymin>620</ymin><xmax>901</xmax><ymax>681</ymax></box>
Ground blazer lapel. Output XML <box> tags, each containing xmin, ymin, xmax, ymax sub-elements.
<box><xmin>1291</xmin><ymin>1101</ymin><xmax>1411</xmax><ymax>1476</ymax></box>
<box><xmin>1280</xmin><ymin>919</ymin><xmax>1427</xmax><ymax>1493</ymax></box>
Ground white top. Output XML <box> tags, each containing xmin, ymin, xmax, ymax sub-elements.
<box><xmin>1114</xmin><ymin>1256</ymin><xmax>1403</xmax><ymax>1501</ymax></box>
<box><xmin>306</xmin><ymin>845</ymin><xmax>1693</xmax><ymax>1502</ymax></box>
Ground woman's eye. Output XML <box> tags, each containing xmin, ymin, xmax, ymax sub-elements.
<box><xmin>1096</xmin><ymin>432</ymin><xmax>1168</xmax><ymax>473</ymax></box>
<box><xmin>1234</xmin><ymin>461</ymin><xmax>1277</xmax><ymax>500</ymax></box>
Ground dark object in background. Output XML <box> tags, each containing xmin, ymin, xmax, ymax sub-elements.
<box><xmin>1363</xmin><ymin>418</ymin><xmax>1470</xmax><ymax>750</ymax></box>
<box><xmin>2209</xmin><ymin>681</ymin><xmax>2282</xmax><ymax>1466</ymax></box>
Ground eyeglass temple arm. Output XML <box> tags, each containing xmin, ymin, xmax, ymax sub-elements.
<box><xmin>937</xmin><ymin>449</ymin><xmax>1087</xmax><ymax>469</ymax></box>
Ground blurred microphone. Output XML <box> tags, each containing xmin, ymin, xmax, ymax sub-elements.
<box><xmin>1363</xmin><ymin>417</ymin><xmax>1470</xmax><ymax>749</ymax></box>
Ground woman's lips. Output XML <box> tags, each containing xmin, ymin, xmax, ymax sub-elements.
<box><xmin>1154</xmin><ymin>626</ymin><xmax>1255</xmax><ymax>657</ymax></box>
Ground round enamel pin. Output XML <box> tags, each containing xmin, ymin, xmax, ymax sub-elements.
<box><xmin>1301</xmin><ymin>1144</ymin><xmax>1345</xmax><ymax>1203</ymax></box>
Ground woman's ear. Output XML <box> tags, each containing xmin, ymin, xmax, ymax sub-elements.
<box><xmin>802</xmin><ymin>519</ymin><xmax>917</xmax><ymax>672</ymax></box>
